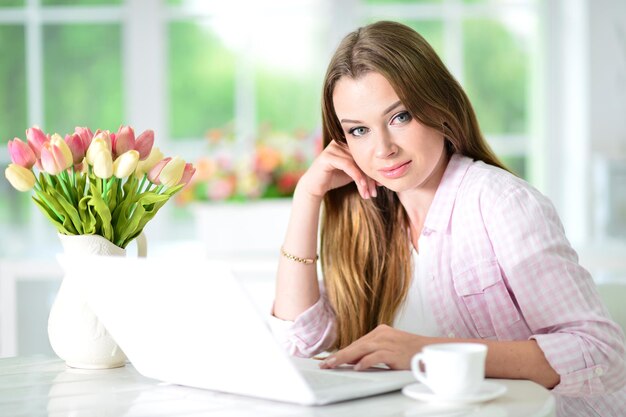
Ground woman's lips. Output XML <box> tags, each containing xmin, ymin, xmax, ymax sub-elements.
<box><xmin>379</xmin><ymin>161</ymin><xmax>412</xmax><ymax>179</ymax></box>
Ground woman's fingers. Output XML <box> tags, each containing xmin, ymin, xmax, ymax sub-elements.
<box><xmin>319</xmin><ymin>325</ymin><xmax>421</xmax><ymax>371</ymax></box>
<box><xmin>329</xmin><ymin>157</ymin><xmax>371</xmax><ymax>199</ymax></box>
<box><xmin>354</xmin><ymin>350</ymin><xmax>396</xmax><ymax>371</ymax></box>
<box><xmin>319</xmin><ymin>340</ymin><xmax>375</xmax><ymax>369</ymax></box>
<box><xmin>335</xmin><ymin>146</ymin><xmax>378</xmax><ymax>199</ymax></box>
<box><xmin>319</xmin><ymin>152</ymin><xmax>366</xmax><ymax>198</ymax></box>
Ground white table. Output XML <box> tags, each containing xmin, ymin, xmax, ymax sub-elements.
<box><xmin>0</xmin><ymin>356</ymin><xmax>555</xmax><ymax>417</ymax></box>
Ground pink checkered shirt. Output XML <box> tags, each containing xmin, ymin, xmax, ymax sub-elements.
<box><xmin>269</xmin><ymin>154</ymin><xmax>626</xmax><ymax>416</ymax></box>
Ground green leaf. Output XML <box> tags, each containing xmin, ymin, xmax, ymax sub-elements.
<box><xmin>163</xmin><ymin>184</ymin><xmax>185</xmax><ymax>196</ymax></box>
<box><xmin>35</xmin><ymin>189</ymin><xmax>78</xmax><ymax>234</ymax></box>
<box><xmin>112</xmin><ymin>198</ymin><xmax>135</xmax><ymax>245</ymax></box>
<box><xmin>48</xmin><ymin>187</ymin><xmax>83</xmax><ymax>234</ymax></box>
<box><xmin>115</xmin><ymin>191</ymin><xmax>170</xmax><ymax>247</ymax></box>
<box><xmin>116</xmin><ymin>203</ymin><xmax>146</xmax><ymax>247</ymax></box>
<box><xmin>122</xmin><ymin>192</ymin><xmax>171</xmax><ymax>246</ymax></box>
<box><xmin>31</xmin><ymin>196</ymin><xmax>70</xmax><ymax>234</ymax></box>
<box><xmin>88</xmin><ymin>181</ymin><xmax>114</xmax><ymax>241</ymax></box>
<box><xmin>78</xmin><ymin>195</ymin><xmax>97</xmax><ymax>235</ymax></box>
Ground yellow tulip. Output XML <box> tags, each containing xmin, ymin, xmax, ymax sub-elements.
<box><xmin>135</xmin><ymin>147</ymin><xmax>164</xmax><ymax>177</ymax></box>
<box><xmin>159</xmin><ymin>156</ymin><xmax>185</xmax><ymax>187</ymax></box>
<box><xmin>113</xmin><ymin>150</ymin><xmax>140</xmax><ymax>179</ymax></box>
<box><xmin>85</xmin><ymin>138</ymin><xmax>110</xmax><ymax>166</ymax></box>
<box><xmin>5</xmin><ymin>163</ymin><xmax>36</xmax><ymax>192</ymax></box>
<box><xmin>92</xmin><ymin>130</ymin><xmax>112</xmax><ymax>152</ymax></box>
<box><xmin>92</xmin><ymin>149</ymin><xmax>113</xmax><ymax>179</ymax></box>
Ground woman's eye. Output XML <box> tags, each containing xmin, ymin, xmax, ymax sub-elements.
<box><xmin>349</xmin><ymin>127</ymin><xmax>368</xmax><ymax>137</ymax></box>
<box><xmin>391</xmin><ymin>111</ymin><xmax>411</xmax><ymax>124</ymax></box>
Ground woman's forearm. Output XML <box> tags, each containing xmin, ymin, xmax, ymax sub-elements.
<box><xmin>273</xmin><ymin>186</ymin><xmax>324</xmax><ymax>320</ymax></box>
<box><xmin>483</xmin><ymin>339</ymin><xmax>560</xmax><ymax>388</ymax></box>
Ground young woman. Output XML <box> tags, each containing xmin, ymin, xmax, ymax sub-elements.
<box><xmin>269</xmin><ymin>21</ymin><xmax>626</xmax><ymax>416</ymax></box>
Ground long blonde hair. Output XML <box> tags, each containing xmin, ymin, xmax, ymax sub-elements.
<box><xmin>320</xmin><ymin>21</ymin><xmax>508</xmax><ymax>350</ymax></box>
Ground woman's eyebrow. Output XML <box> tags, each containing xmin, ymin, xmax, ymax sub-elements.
<box><xmin>382</xmin><ymin>100</ymin><xmax>402</xmax><ymax>115</ymax></box>
<box><xmin>340</xmin><ymin>100</ymin><xmax>403</xmax><ymax>124</ymax></box>
<box><xmin>340</xmin><ymin>118</ymin><xmax>362</xmax><ymax>124</ymax></box>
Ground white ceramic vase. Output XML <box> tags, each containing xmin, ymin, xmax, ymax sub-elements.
<box><xmin>48</xmin><ymin>233</ymin><xmax>147</xmax><ymax>369</ymax></box>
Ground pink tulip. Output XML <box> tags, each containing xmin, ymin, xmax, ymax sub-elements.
<box><xmin>113</xmin><ymin>125</ymin><xmax>135</xmax><ymax>158</ymax></box>
<box><xmin>26</xmin><ymin>126</ymin><xmax>49</xmax><ymax>159</ymax></box>
<box><xmin>50</xmin><ymin>134</ymin><xmax>73</xmax><ymax>170</ymax></box>
<box><xmin>135</xmin><ymin>129</ymin><xmax>154</xmax><ymax>161</ymax></box>
<box><xmin>40</xmin><ymin>142</ymin><xmax>68</xmax><ymax>175</ymax></box>
<box><xmin>65</xmin><ymin>133</ymin><xmax>87</xmax><ymax>164</ymax></box>
<box><xmin>178</xmin><ymin>163</ymin><xmax>196</xmax><ymax>186</ymax></box>
<box><xmin>8</xmin><ymin>138</ymin><xmax>37</xmax><ymax>169</ymax></box>
<box><xmin>147</xmin><ymin>157</ymin><xmax>170</xmax><ymax>185</ymax></box>
<box><xmin>74</xmin><ymin>126</ymin><xmax>93</xmax><ymax>150</ymax></box>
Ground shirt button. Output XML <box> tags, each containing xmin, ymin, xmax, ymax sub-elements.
<box><xmin>448</xmin><ymin>332</ymin><xmax>455</xmax><ymax>338</ymax></box>
<box><xmin>595</xmin><ymin>368</ymin><xmax>604</xmax><ymax>376</ymax></box>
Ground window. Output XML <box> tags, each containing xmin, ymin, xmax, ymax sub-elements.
<box><xmin>0</xmin><ymin>0</ymin><xmax>124</xmax><ymax>247</ymax></box>
<box><xmin>43</xmin><ymin>24</ymin><xmax>123</xmax><ymax>134</ymax></box>
<box><xmin>0</xmin><ymin>0</ymin><xmax>539</xmax><ymax>241</ymax></box>
<box><xmin>168</xmin><ymin>21</ymin><xmax>236</xmax><ymax>139</ymax></box>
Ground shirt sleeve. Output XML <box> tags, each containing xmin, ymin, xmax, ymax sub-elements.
<box><xmin>267</xmin><ymin>283</ymin><xmax>336</xmax><ymax>358</ymax></box>
<box><xmin>485</xmin><ymin>184</ymin><xmax>626</xmax><ymax>397</ymax></box>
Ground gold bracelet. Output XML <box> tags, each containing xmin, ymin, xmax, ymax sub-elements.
<box><xmin>280</xmin><ymin>246</ymin><xmax>319</xmax><ymax>265</ymax></box>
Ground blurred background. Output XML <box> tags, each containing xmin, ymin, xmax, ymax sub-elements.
<box><xmin>0</xmin><ymin>0</ymin><xmax>625</xmax><ymax>356</ymax></box>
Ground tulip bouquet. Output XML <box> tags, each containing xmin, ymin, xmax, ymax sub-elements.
<box><xmin>4</xmin><ymin>125</ymin><xmax>195</xmax><ymax>249</ymax></box>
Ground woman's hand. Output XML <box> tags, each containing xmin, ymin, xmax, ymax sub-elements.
<box><xmin>319</xmin><ymin>324</ymin><xmax>425</xmax><ymax>371</ymax></box>
<box><xmin>296</xmin><ymin>140</ymin><xmax>378</xmax><ymax>200</ymax></box>
<box><xmin>318</xmin><ymin>326</ymin><xmax>561</xmax><ymax>389</ymax></box>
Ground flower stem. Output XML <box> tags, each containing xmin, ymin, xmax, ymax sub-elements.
<box><xmin>103</xmin><ymin>178</ymin><xmax>111</xmax><ymax>203</ymax></box>
<box><xmin>138</xmin><ymin>174</ymin><xmax>147</xmax><ymax>194</ymax></box>
<box><xmin>59</xmin><ymin>171</ymin><xmax>75</xmax><ymax>206</ymax></box>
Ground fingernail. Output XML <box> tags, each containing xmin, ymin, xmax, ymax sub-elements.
<box><xmin>354</xmin><ymin>363</ymin><xmax>362</xmax><ymax>371</ymax></box>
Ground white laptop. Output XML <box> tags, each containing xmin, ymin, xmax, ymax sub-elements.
<box><xmin>58</xmin><ymin>255</ymin><xmax>415</xmax><ymax>405</ymax></box>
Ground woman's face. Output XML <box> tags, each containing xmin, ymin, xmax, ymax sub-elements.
<box><xmin>332</xmin><ymin>72</ymin><xmax>446</xmax><ymax>193</ymax></box>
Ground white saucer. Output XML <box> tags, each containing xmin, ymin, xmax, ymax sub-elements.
<box><xmin>402</xmin><ymin>381</ymin><xmax>507</xmax><ymax>405</ymax></box>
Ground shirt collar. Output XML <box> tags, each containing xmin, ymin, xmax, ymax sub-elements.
<box><xmin>422</xmin><ymin>153</ymin><xmax>473</xmax><ymax>234</ymax></box>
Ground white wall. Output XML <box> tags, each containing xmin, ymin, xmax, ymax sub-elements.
<box><xmin>538</xmin><ymin>0</ymin><xmax>626</xmax><ymax>267</ymax></box>
<box><xmin>589</xmin><ymin>0</ymin><xmax>626</xmax><ymax>156</ymax></box>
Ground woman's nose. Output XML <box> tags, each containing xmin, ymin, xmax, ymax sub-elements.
<box><xmin>375</xmin><ymin>133</ymin><xmax>398</xmax><ymax>158</ymax></box>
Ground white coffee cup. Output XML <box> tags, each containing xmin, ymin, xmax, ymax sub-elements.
<box><xmin>411</xmin><ymin>343</ymin><xmax>488</xmax><ymax>398</ymax></box>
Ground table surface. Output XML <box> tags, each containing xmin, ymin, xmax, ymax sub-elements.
<box><xmin>0</xmin><ymin>356</ymin><xmax>555</xmax><ymax>417</ymax></box>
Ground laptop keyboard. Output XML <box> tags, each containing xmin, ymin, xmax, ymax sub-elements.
<box><xmin>300</xmin><ymin>370</ymin><xmax>372</xmax><ymax>389</ymax></box>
